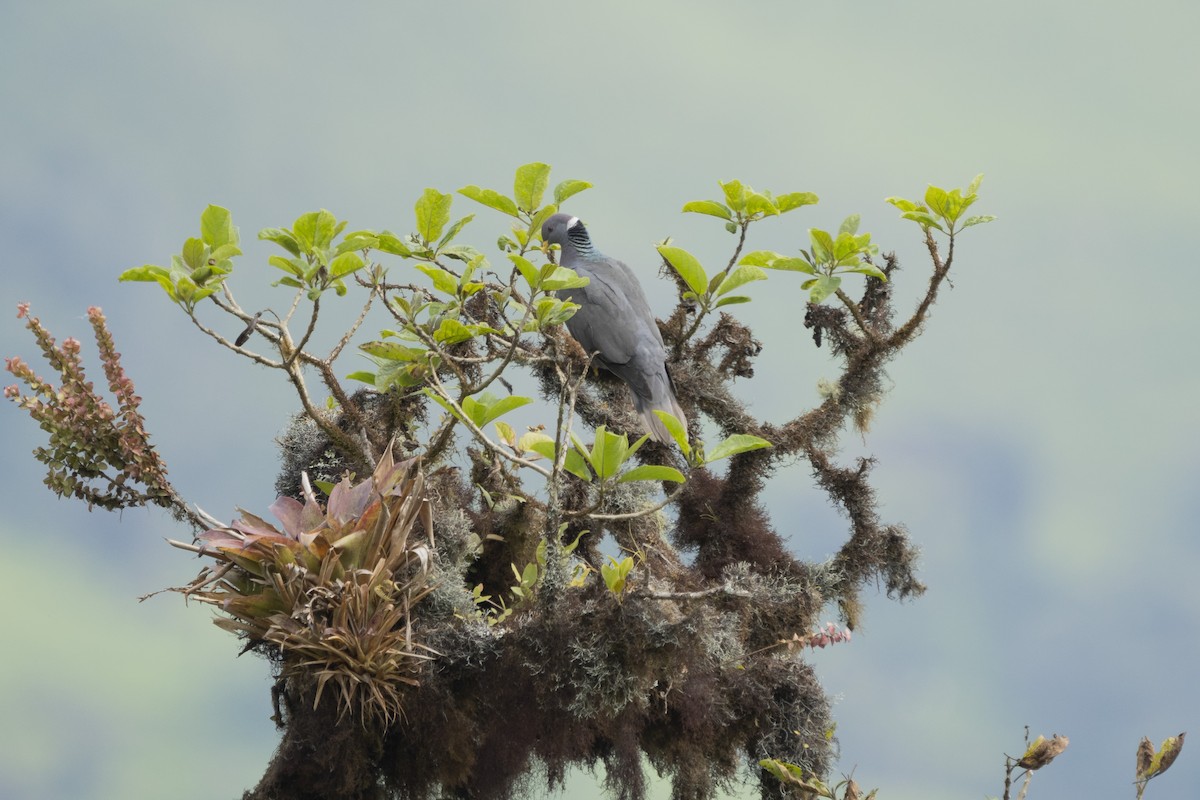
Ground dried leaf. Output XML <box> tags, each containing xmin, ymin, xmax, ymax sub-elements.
<box><xmin>1157</xmin><ymin>732</ymin><xmax>1186</xmax><ymax>776</ymax></box>
<box><xmin>1018</xmin><ymin>734</ymin><xmax>1069</xmax><ymax>770</ymax></box>
<box><xmin>1136</xmin><ymin>736</ymin><xmax>1154</xmax><ymax>778</ymax></box>
<box><xmin>1139</xmin><ymin>732</ymin><xmax>1186</xmax><ymax>780</ymax></box>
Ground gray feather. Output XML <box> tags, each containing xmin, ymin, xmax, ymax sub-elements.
<box><xmin>541</xmin><ymin>213</ymin><xmax>687</xmax><ymax>444</ymax></box>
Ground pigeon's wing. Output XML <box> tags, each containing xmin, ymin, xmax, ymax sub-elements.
<box><xmin>560</xmin><ymin>259</ymin><xmax>651</xmax><ymax>365</ymax></box>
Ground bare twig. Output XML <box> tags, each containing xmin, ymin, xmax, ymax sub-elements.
<box><xmin>834</xmin><ymin>288</ymin><xmax>880</xmax><ymax>344</ymax></box>
<box><xmin>632</xmin><ymin>582</ymin><xmax>751</xmax><ymax>601</ymax></box>
<box><xmin>571</xmin><ymin>484</ymin><xmax>685</xmax><ymax>521</ymax></box>
<box><xmin>328</xmin><ymin>286</ymin><xmax>378</xmax><ymax>362</ymax></box>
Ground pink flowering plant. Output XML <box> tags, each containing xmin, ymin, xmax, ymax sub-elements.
<box><xmin>5</xmin><ymin>303</ymin><xmax>187</xmax><ymax>519</ymax></box>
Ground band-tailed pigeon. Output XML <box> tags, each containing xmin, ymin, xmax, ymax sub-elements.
<box><xmin>540</xmin><ymin>213</ymin><xmax>686</xmax><ymax>443</ymax></box>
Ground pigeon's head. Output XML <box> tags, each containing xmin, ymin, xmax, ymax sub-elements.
<box><xmin>541</xmin><ymin>213</ymin><xmax>591</xmax><ymax>255</ymax></box>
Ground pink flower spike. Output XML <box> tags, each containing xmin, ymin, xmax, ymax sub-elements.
<box><xmin>17</xmin><ymin>302</ymin><xmax>30</xmax><ymax>319</ymax></box>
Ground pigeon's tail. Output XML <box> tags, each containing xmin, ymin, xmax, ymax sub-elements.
<box><xmin>635</xmin><ymin>384</ymin><xmax>688</xmax><ymax>446</ymax></box>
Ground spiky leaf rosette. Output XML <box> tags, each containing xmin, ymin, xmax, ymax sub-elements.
<box><xmin>172</xmin><ymin>446</ymin><xmax>436</xmax><ymax>723</ymax></box>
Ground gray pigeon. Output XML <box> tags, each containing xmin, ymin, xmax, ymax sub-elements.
<box><xmin>540</xmin><ymin>213</ymin><xmax>686</xmax><ymax>444</ymax></box>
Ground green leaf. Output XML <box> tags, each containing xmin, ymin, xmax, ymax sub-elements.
<box><xmin>522</xmin><ymin>432</ymin><xmax>592</xmax><ymax>481</ymax></box>
<box><xmin>838</xmin><ymin>214</ymin><xmax>860</xmax><ymax>236</ymax></box>
<box><xmin>744</xmin><ymin>191</ymin><xmax>779</xmax><ymax>217</ymax></box>
<box><xmin>765</xmin><ymin>257</ymin><xmax>815</xmax><ymax>274</ymax></box>
<box><xmin>943</xmin><ymin>189</ymin><xmax>965</xmax><ymax>223</ymax></box>
<box><xmin>720</xmin><ymin>180</ymin><xmax>747</xmax><ymax>214</ymax></box>
<box><xmin>508</xmin><ymin>254</ymin><xmax>541</xmax><ymax>288</ymax></box>
<box><xmin>433</xmin><ymin>319</ymin><xmax>476</xmax><ymax>344</ymax></box>
<box><xmin>461</xmin><ymin>392</ymin><xmax>533</xmax><ymax>428</ymax></box>
<box><xmin>885</xmin><ymin>197</ymin><xmax>920</xmax><ymax>213</ymax></box>
<box><xmin>955</xmin><ymin>190</ymin><xmax>978</xmax><ymax>217</ymax></box>
<box><xmin>961</xmin><ymin>214</ymin><xmax>996</xmax><ymax>229</ymax></box>
<box><xmin>359</xmin><ymin>340</ymin><xmax>427</xmax><ymax>361</ymax></box>
<box><xmin>561</xmin><ymin>448</ymin><xmax>593</xmax><ymax>481</ymax></box>
<box><xmin>833</xmin><ymin>232</ymin><xmax>861</xmax><ymax>262</ymax></box>
<box><xmin>513</xmin><ymin>162</ymin><xmax>551</xmax><ymax>214</ymax></box>
<box><xmin>457</xmin><ymin>185</ymin><xmax>520</xmax><ymax>217</ymax></box>
<box><xmin>808</xmin><ymin>275</ymin><xmax>842</xmax><ymax>304</ymax></box>
<box><xmin>738</xmin><ymin>250</ymin><xmax>782</xmax><ymax>267</ymax></box>
<box><xmin>601</xmin><ymin>556</ymin><xmax>633</xmax><ymax>596</ymax></box>
<box><xmin>967</xmin><ymin>173</ymin><xmax>984</xmax><ymax>195</ymax></box>
<box><xmin>494</xmin><ymin>420</ymin><xmax>516</xmax><ymax>445</ymax></box>
<box><xmin>477</xmin><ymin>395</ymin><xmax>532</xmax><ymax>427</ymax></box>
<box><xmin>525</xmin><ymin>297</ymin><xmax>580</xmax><ymax>330</ymax></box>
<box><xmin>329</xmin><ymin>251</ymin><xmax>364</xmax><ymax>279</ymax></box>
<box><xmin>901</xmin><ymin>211</ymin><xmax>947</xmax><ymax>232</ymax></box>
<box><xmin>553</xmin><ymin>179</ymin><xmax>592</xmax><ymax>205</ymax></box>
<box><xmin>682</xmin><ymin>200</ymin><xmax>733</xmax><ymax>220</ymax></box>
<box><xmin>715</xmin><ymin>295</ymin><xmax>752</xmax><ymax>308</ymax></box>
<box><xmin>618</xmin><ymin>465</ymin><xmax>685</xmax><ymax>484</ymax></box>
<box><xmin>268</xmin><ymin>255</ymin><xmax>305</xmax><ymax>277</ymax></box>
<box><xmin>706</xmin><ymin>433</ymin><xmax>772</xmax><ymax>463</ymax></box>
<box><xmin>209</xmin><ymin>243</ymin><xmax>241</xmax><ymax>263</ymax></box>
<box><xmin>626</xmin><ymin>432</ymin><xmax>651</xmax><ymax>460</ymax></box>
<box><xmin>586</xmin><ymin>427</ymin><xmax>629</xmax><ymax>481</ymax></box>
<box><xmin>657</xmin><ymin>245</ymin><xmax>708</xmax><ymax>296</ymax></box>
<box><xmin>415</xmin><ymin>264</ymin><xmax>460</xmax><ymax>295</ymax></box>
<box><xmin>809</xmin><ymin>229</ymin><xmax>835</xmax><ymax>263</ymax></box>
<box><xmin>652</xmin><ymin>410</ymin><xmax>690</xmax><ymax>458</ymax></box>
<box><xmin>334</xmin><ymin>231</ymin><xmax>379</xmax><ymax>256</ymax></box>
<box><xmin>376</xmin><ymin>232</ymin><xmax>414</xmax><ymax>257</ymax></box>
<box><xmin>372</xmin><ymin>354</ymin><xmax>430</xmax><ymax>389</ymax></box>
<box><xmin>716</xmin><ymin>265</ymin><xmax>767</xmax><ymax>296</ymax></box>
<box><xmin>182</xmin><ymin>237</ymin><xmax>206</xmax><ymax>270</ymax></box>
<box><xmin>200</xmin><ymin>205</ymin><xmax>236</xmax><ymax>248</ymax></box>
<box><xmin>925</xmin><ymin>185</ymin><xmax>953</xmax><ymax>221</ymax></box>
<box><xmin>346</xmin><ymin>370</ymin><xmax>377</xmax><ymax>384</ymax></box>
<box><xmin>774</xmin><ymin>192</ymin><xmax>819</xmax><ymax>213</ymax></box>
<box><xmin>258</xmin><ymin>227</ymin><xmax>302</xmax><ymax>256</ymax></box>
<box><xmin>293</xmin><ymin>210</ymin><xmax>338</xmax><ymax>253</ymax></box>
<box><xmin>844</xmin><ymin>264</ymin><xmax>888</xmax><ymax>281</ymax></box>
<box><xmin>415</xmin><ymin>188</ymin><xmax>453</xmax><ymax>244</ymax></box>
<box><xmin>118</xmin><ymin>264</ymin><xmax>170</xmax><ymax>282</ymax></box>
<box><xmin>539</xmin><ymin>265</ymin><xmax>589</xmax><ymax>291</ymax></box>
<box><xmin>442</xmin><ymin>245</ymin><xmax>487</xmax><ymax>267</ymax></box>
<box><xmin>437</xmin><ymin>214</ymin><xmax>475</xmax><ymax>250</ymax></box>
<box><xmin>528</xmin><ymin>203</ymin><xmax>559</xmax><ymax>236</ymax></box>
<box><xmin>598</xmin><ymin>429</ymin><xmax>629</xmax><ymax>481</ymax></box>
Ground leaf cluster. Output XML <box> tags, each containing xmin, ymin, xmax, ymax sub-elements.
<box><xmin>119</xmin><ymin>205</ymin><xmax>243</xmax><ymax>310</ymax></box>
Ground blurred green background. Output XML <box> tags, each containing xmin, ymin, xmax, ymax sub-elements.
<box><xmin>2</xmin><ymin>2</ymin><xmax>1197</xmax><ymax>798</ymax></box>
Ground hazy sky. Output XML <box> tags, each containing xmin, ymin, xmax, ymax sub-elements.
<box><xmin>2</xmin><ymin>2</ymin><xmax>1198</xmax><ymax>799</ymax></box>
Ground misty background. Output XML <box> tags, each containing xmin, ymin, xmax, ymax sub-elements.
<box><xmin>2</xmin><ymin>2</ymin><xmax>1197</xmax><ymax>798</ymax></box>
